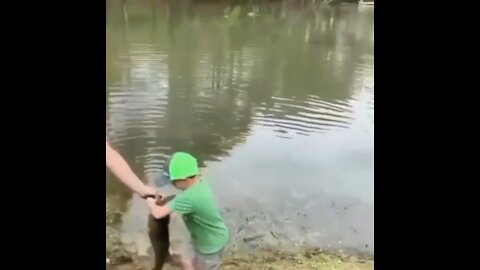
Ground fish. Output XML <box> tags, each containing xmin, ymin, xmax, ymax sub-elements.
<box><xmin>147</xmin><ymin>194</ymin><xmax>176</xmax><ymax>270</ymax></box>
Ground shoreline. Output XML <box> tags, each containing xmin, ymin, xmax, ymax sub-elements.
<box><xmin>107</xmin><ymin>199</ymin><xmax>373</xmax><ymax>269</ymax></box>
<box><xmin>106</xmin><ymin>245</ymin><xmax>374</xmax><ymax>270</ymax></box>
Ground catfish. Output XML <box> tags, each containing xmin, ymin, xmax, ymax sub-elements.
<box><xmin>146</xmin><ymin>194</ymin><xmax>176</xmax><ymax>270</ymax></box>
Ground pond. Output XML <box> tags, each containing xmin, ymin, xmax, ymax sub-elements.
<box><xmin>106</xmin><ymin>0</ymin><xmax>374</xmax><ymax>256</ymax></box>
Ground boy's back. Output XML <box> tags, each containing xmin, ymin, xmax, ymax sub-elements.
<box><xmin>168</xmin><ymin>179</ymin><xmax>229</xmax><ymax>255</ymax></box>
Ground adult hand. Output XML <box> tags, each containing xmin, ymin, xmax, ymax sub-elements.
<box><xmin>139</xmin><ymin>185</ymin><xmax>157</xmax><ymax>199</ymax></box>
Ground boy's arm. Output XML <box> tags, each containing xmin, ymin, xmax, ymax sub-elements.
<box><xmin>146</xmin><ymin>194</ymin><xmax>192</xmax><ymax>219</ymax></box>
<box><xmin>106</xmin><ymin>141</ymin><xmax>156</xmax><ymax>197</ymax></box>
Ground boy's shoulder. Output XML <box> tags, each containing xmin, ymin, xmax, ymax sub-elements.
<box><xmin>189</xmin><ymin>179</ymin><xmax>210</xmax><ymax>193</ymax></box>
<box><xmin>183</xmin><ymin>180</ymin><xmax>214</xmax><ymax>199</ymax></box>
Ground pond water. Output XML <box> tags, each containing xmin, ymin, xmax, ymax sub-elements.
<box><xmin>106</xmin><ymin>0</ymin><xmax>374</xmax><ymax>256</ymax></box>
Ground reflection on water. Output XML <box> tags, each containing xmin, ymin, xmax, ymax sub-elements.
<box><xmin>107</xmin><ymin>0</ymin><xmax>374</xmax><ymax>255</ymax></box>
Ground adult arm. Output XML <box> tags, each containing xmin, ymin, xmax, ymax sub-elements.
<box><xmin>106</xmin><ymin>141</ymin><xmax>156</xmax><ymax>197</ymax></box>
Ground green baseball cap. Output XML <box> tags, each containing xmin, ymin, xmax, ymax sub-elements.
<box><xmin>168</xmin><ymin>152</ymin><xmax>199</xmax><ymax>181</ymax></box>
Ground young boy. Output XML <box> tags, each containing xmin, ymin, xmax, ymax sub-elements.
<box><xmin>145</xmin><ymin>152</ymin><xmax>229</xmax><ymax>270</ymax></box>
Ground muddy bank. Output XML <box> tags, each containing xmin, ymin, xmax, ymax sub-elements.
<box><xmin>107</xmin><ymin>200</ymin><xmax>373</xmax><ymax>269</ymax></box>
<box><xmin>107</xmin><ymin>246</ymin><xmax>374</xmax><ymax>270</ymax></box>
<box><xmin>106</xmin><ymin>198</ymin><xmax>133</xmax><ymax>266</ymax></box>
<box><xmin>219</xmin><ymin>248</ymin><xmax>373</xmax><ymax>270</ymax></box>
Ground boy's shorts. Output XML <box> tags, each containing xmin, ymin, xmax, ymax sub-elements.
<box><xmin>194</xmin><ymin>249</ymin><xmax>224</xmax><ymax>270</ymax></box>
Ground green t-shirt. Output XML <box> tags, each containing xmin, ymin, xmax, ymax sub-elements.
<box><xmin>167</xmin><ymin>179</ymin><xmax>229</xmax><ymax>254</ymax></box>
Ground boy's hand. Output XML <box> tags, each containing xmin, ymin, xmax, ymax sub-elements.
<box><xmin>146</xmin><ymin>196</ymin><xmax>173</xmax><ymax>219</ymax></box>
<box><xmin>146</xmin><ymin>197</ymin><xmax>157</xmax><ymax>208</ymax></box>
